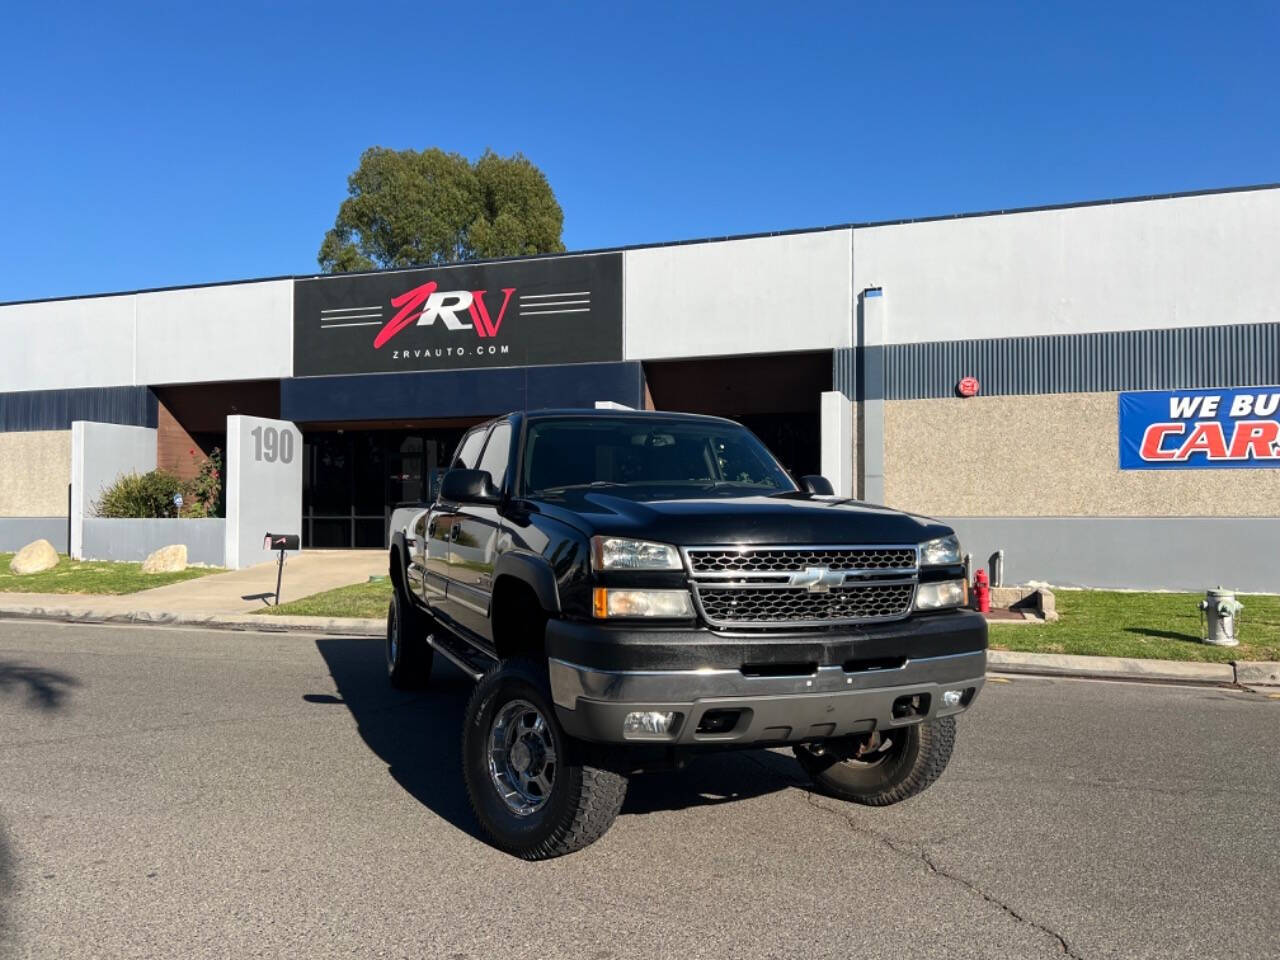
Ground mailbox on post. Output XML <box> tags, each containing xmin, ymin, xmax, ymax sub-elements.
<box><xmin>241</xmin><ymin>532</ymin><xmax>301</xmax><ymax>607</ymax></box>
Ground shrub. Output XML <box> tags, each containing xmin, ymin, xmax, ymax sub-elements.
<box><xmin>94</xmin><ymin>470</ymin><xmax>185</xmax><ymax>519</ymax></box>
<box><xmin>183</xmin><ymin>447</ymin><xmax>224</xmax><ymax>518</ymax></box>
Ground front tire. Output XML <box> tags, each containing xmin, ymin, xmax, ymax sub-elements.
<box><xmin>462</xmin><ymin>658</ymin><xmax>627</xmax><ymax>859</ymax></box>
<box><xmin>386</xmin><ymin>588</ymin><xmax>433</xmax><ymax>689</ymax></box>
<box><xmin>794</xmin><ymin>717</ymin><xmax>956</xmax><ymax>805</ymax></box>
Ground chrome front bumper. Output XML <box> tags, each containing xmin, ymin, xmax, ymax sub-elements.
<box><xmin>549</xmin><ymin>650</ymin><xmax>986</xmax><ymax>745</ymax></box>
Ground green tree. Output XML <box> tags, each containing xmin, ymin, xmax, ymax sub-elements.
<box><xmin>318</xmin><ymin>147</ymin><xmax>565</xmax><ymax>272</ymax></box>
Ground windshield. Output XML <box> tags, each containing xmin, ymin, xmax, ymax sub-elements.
<box><xmin>521</xmin><ymin>417</ymin><xmax>797</xmax><ymax>499</ymax></box>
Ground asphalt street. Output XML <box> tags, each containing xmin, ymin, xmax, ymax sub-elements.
<box><xmin>0</xmin><ymin>620</ymin><xmax>1276</xmax><ymax>960</ymax></box>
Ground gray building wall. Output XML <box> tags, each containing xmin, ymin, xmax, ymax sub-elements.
<box><xmin>945</xmin><ymin>517</ymin><xmax>1280</xmax><ymax>594</ymax></box>
<box><xmin>80</xmin><ymin>518</ymin><xmax>225</xmax><ymax>566</ymax></box>
<box><xmin>0</xmin><ymin>517</ymin><xmax>69</xmax><ymax>553</ymax></box>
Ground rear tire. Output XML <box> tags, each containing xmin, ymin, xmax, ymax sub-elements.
<box><xmin>462</xmin><ymin>658</ymin><xmax>627</xmax><ymax>859</ymax></box>
<box><xmin>386</xmin><ymin>588</ymin><xmax>433</xmax><ymax>689</ymax></box>
<box><xmin>794</xmin><ymin>717</ymin><xmax>956</xmax><ymax>805</ymax></box>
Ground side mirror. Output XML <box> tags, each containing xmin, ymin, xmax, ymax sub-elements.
<box><xmin>800</xmin><ymin>475</ymin><xmax>835</xmax><ymax>496</ymax></box>
<box><xmin>440</xmin><ymin>469</ymin><xmax>501</xmax><ymax>505</ymax></box>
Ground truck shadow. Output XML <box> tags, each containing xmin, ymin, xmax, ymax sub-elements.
<box><xmin>622</xmin><ymin>750</ymin><xmax>798</xmax><ymax>814</ymax></box>
<box><xmin>312</xmin><ymin>636</ymin><xmax>484</xmax><ymax>842</ymax></box>
<box><xmin>311</xmin><ymin>637</ymin><xmax>795</xmax><ymax>837</ymax></box>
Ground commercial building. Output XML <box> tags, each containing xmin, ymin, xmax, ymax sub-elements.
<box><xmin>1</xmin><ymin>183</ymin><xmax>1278</xmax><ymax>588</ymax></box>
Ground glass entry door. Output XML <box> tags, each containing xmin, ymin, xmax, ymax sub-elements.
<box><xmin>302</xmin><ymin>428</ymin><xmax>466</xmax><ymax>548</ymax></box>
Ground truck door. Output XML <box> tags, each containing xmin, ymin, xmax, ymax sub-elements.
<box><xmin>446</xmin><ymin>420</ymin><xmax>512</xmax><ymax>642</ymax></box>
<box><xmin>427</xmin><ymin>425</ymin><xmax>488</xmax><ymax>620</ymax></box>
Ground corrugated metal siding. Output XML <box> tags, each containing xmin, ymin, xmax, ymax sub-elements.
<box><xmin>0</xmin><ymin>386</ymin><xmax>157</xmax><ymax>432</ymax></box>
<box><xmin>880</xmin><ymin>322</ymin><xmax>1280</xmax><ymax>399</ymax></box>
<box><xmin>833</xmin><ymin>347</ymin><xmax>857</xmax><ymax>399</ymax></box>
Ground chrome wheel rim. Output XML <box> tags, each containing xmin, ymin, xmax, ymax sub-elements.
<box><xmin>487</xmin><ymin>698</ymin><xmax>557</xmax><ymax>816</ymax></box>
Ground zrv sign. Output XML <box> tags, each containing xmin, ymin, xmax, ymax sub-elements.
<box><xmin>1119</xmin><ymin>387</ymin><xmax>1280</xmax><ymax>469</ymax></box>
<box><xmin>293</xmin><ymin>253</ymin><xmax>623</xmax><ymax>377</ymax></box>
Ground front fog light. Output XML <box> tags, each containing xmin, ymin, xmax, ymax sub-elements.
<box><xmin>593</xmin><ymin>588</ymin><xmax>695</xmax><ymax>618</ymax></box>
<box><xmin>942</xmin><ymin>689</ymin><xmax>963</xmax><ymax>708</ymax></box>
<box><xmin>623</xmin><ymin>711</ymin><xmax>679</xmax><ymax>737</ymax></box>
<box><xmin>915</xmin><ymin>579</ymin><xmax>967</xmax><ymax>611</ymax></box>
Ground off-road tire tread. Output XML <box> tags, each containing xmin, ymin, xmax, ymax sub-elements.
<box><xmin>517</xmin><ymin>762</ymin><xmax>628</xmax><ymax>861</ymax></box>
<box><xmin>463</xmin><ymin>658</ymin><xmax>627</xmax><ymax>860</ymax></box>
<box><xmin>796</xmin><ymin>716</ymin><xmax>957</xmax><ymax>806</ymax></box>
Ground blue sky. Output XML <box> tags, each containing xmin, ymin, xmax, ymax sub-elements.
<box><xmin>1</xmin><ymin>0</ymin><xmax>1276</xmax><ymax>302</ymax></box>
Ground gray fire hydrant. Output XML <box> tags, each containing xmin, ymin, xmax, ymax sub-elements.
<box><xmin>1199</xmin><ymin>587</ymin><xmax>1243</xmax><ymax>647</ymax></box>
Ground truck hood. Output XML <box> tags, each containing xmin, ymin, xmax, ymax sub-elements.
<box><xmin>531</xmin><ymin>491</ymin><xmax>951</xmax><ymax>547</ymax></box>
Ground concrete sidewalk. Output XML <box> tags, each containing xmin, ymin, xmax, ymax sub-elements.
<box><xmin>0</xmin><ymin>549</ymin><xmax>385</xmax><ymax>618</ymax></box>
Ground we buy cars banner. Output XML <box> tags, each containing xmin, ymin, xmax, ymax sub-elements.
<box><xmin>1119</xmin><ymin>387</ymin><xmax>1280</xmax><ymax>470</ymax></box>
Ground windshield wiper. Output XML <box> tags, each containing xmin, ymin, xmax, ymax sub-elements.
<box><xmin>538</xmin><ymin>481</ymin><xmax>629</xmax><ymax>495</ymax></box>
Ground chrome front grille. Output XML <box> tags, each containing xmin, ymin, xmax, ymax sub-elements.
<box><xmin>697</xmin><ymin>583</ymin><xmax>916</xmax><ymax>624</ymax></box>
<box><xmin>686</xmin><ymin>547</ymin><xmax>918</xmax><ymax>576</ymax></box>
<box><xmin>684</xmin><ymin>544</ymin><xmax>919</xmax><ymax>628</ymax></box>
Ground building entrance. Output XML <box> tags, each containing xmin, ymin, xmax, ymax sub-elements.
<box><xmin>302</xmin><ymin>427</ymin><xmax>467</xmax><ymax>548</ymax></box>
<box><xmin>642</xmin><ymin>351</ymin><xmax>831</xmax><ymax>479</ymax></box>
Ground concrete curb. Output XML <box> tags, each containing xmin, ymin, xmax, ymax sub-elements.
<box><xmin>1</xmin><ymin>603</ymin><xmax>1275</xmax><ymax>686</ymax></box>
<box><xmin>988</xmin><ymin>649</ymin><xmax>1241</xmax><ymax>685</ymax></box>
<box><xmin>1233</xmin><ymin>660</ymin><xmax>1280</xmax><ymax>686</ymax></box>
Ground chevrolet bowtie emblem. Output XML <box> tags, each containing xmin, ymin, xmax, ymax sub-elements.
<box><xmin>789</xmin><ymin>566</ymin><xmax>845</xmax><ymax>593</ymax></box>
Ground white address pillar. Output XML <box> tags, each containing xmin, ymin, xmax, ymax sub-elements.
<box><xmin>225</xmin><ymin>415</ymin><xmax>303</xmax><ymax>569</ymax></box>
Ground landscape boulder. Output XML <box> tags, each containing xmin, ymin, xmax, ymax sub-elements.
<box><xmin>142</xmin><ymin>544</ymin><xmax>188</xmax><ymax>574</ymax></box>
<box><xmin>9</xmin><ymin>539</ymin><xmax>60</xmax><ymax>575</ymax></box>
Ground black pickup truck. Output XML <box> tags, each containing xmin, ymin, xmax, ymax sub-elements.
<box><xmin>388</xmin><ymin>409</ymin><xmax>986</xmax><ymax>859</ymax></box>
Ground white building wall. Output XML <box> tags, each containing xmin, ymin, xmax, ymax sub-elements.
<box><xmin>624</xmin><ymin>229</ymin><xmax>853</xmax><ymax>360</ymax></box>
<box><xmin>135</xmin><ymin>280</ymin><xmax>294</xmax><ymax>385</ymax></box>
<box><xmin>852</xmin><ymin>187</ymin><xmax>1280</xmax><ymax>344</ymax></box>
<box><xmin>0</xmin><ymin>279</ymin><xmax>294</xmax><ymax>391</ymax></box>
<box><xmin>224</xmin><ymin>415</ymin><xmax>302</xmax><ymax>570</ymax></box>
<box><xmin>0</xmin><ymin>294</ymin><xmax>137</xmax><ymax>391</ymax></box>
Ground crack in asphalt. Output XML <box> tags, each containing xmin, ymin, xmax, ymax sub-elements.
<box><xmin>801</xmin><ymin>792</ymin><xmax>1085</xmax><ymax>959</ymax></box>
<box><xmin>741</xmin><ymin>751</ymin><xmax>1085</xmax><ymax>959</ymax></box>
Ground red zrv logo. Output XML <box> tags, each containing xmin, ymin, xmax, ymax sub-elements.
<box><xmin>372</xmin><ymin>282</ymin><xmax>516</xmax><ymax>350</ymax></box>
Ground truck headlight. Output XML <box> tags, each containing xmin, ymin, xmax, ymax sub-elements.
<box><xmin>591</xmin><ymin>536</ymin><xmax>683</xmax><ymax>571</ymax></box>
<box><xmin>593</xmin><ymin>588</ymin><xmax>695</xmax><ymax>618</ymax></box>
<box><xmin>914</xmin><ymin>579</ymin><xmax>967</xmax><ymax>611</ymax></box>
<box><xmin>919</xmin><ymin>534</ymin><xmax>961</xmax><ymax>566</ymax></box>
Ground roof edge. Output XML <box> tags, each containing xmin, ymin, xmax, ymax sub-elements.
<box><xmin>3</xmin><ymin>180</ymin><xmax>1277</xmax><ymax>308</ymax></box>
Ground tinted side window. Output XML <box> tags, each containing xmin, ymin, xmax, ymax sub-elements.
<box><xmin>452</xmin><ymin>428</ymin><xmax>488</xmax><ymax>470</ymax></box>
<box><xmin>476</xmin><ymin>422</ymin><xmax>513</xmax><ymax>491</ymax></box>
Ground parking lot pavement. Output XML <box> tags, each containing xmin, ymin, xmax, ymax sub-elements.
<box><xmin>1</xmin><ymin>621</ymin><xmax>1277</xmax><ymax>960</ymax></box>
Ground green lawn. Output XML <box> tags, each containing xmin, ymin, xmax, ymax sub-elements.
<box><xmin>0</xmin><ymin>553</ymin><xmax>220</xmax><ymax>595</ymax></box>
<box><xmin>265</xmin><ymin>579</ymin><xmax>393</xmax><ymax>619</ymax></box>
<box><xmin>991</xmin><ymin>590</ymin><xmax>1280</xmax><ymax>663</ymax></box>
